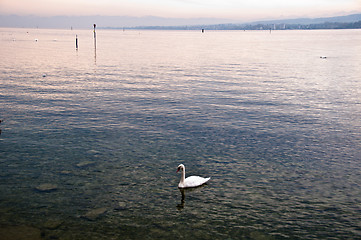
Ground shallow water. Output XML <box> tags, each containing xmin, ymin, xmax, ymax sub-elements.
<box><xmin>1</xmin><ymin>28</ymin><xmax>361</xmax><ymax>239</ymax></box>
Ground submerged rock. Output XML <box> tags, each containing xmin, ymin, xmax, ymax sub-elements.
<box><xmin>35</xmin><ymin>183</ymin><xmax>58</xmax><ymax>192</ymax></box>
<box><xmin>43</xmin><ymin>219</ymin><xmax>63</xmax><ymax>230</ymax></box>
<box><xmin>0</xmin><ymin>225</ymin><xmax>42</xmax><ymax>240</ymax></box>
<box><xmin>83</xmin><ymin>207</ymin><xmax>107</xmax><ymax>221</ymax></box>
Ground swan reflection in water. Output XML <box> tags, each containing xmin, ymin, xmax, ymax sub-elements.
<box><xmin>176</xmin><ymin>185</ymin><xmax>208</xmax><ymax>211</ymax></box>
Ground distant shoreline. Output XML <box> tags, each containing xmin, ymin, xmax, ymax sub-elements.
<box><xmin>112</xmin><ymin>21</ymin><xmax>361</xmax><ymax>31</ymax></box>
<box><xmin>1</xmin><ymin>23</ymin><xmax>360</xmax><ymax>31</ymax></box>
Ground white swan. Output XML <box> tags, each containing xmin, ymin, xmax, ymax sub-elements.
<box><xmin>176</xmin><ymin>164</ymin><xmax>210</xmax><ymax>188</ymax></box>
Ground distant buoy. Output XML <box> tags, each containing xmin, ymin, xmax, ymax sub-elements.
<box><xmin>43</xmin><ymin>74</ymin><xmax>46</xmax><ymax>77</ymax></box>
<box><xmin>35</xmin><ymin>39</ymin><xmax>38</xmax><ymax>42</ymax></box>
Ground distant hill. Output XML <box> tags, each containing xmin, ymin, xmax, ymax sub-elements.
<box><xmin>250</xmin><ymin>14</ymin><xmax>361</xmax><ymax>25</ymax></box>
<box><xmin>0</xmin><ymin>13</ymin><xmax>360</xmax><ymax>30</ymax></box>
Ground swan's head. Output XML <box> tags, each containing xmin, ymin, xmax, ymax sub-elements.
<box><xmin>176</xmin><ymin>164</ymin><xmax>185</xmax><ymax>173</ymax></box>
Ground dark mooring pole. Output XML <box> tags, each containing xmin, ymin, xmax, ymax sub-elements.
<box><xmin>93</xmin><ymin>23</ymin><xmax>96</xmax><ymax>49</ymax></box>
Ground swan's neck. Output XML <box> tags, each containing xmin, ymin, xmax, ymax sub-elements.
<box><xmin>180</xmin><ymin>168</ymin><xmax>186</xmax><ymax>185</ymax></box>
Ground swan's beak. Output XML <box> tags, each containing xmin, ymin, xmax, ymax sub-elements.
<box><xmin>176</xmin><ymin>167</ymin><xmax>180</xmax><ymax>173</ymax></box>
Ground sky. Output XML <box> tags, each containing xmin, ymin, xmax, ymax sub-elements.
<box><xmin>0</xmin><ymin>0</ymin><xmax>360</xmax><ymax>21</ymax></box>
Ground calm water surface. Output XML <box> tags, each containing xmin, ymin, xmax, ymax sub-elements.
<box><xmin>1</xmin><ymin>28</ymin><xmax>361</xmax><ymax>239</ymax></box>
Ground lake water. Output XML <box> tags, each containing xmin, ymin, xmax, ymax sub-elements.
<box><xmin>0</xmin><ymin>28</ymin><xmax>361</xmax><ymax>239</ymax></box>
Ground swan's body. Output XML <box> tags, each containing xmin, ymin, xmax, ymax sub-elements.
<box><xmin>177</xmin><ymin>164</ymin><xmax>210</xmax><ymax>188</ymax></box>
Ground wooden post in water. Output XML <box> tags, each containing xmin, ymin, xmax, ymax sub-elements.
<box><xmin>75</xmin><ymin>35</ymin><xmax>78</xmax><ymax>50</ymax></box>
<box><xmin>93</xmin><ymin>24</ymin><xmax>96</xmax><ymax>49</ymax></box>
